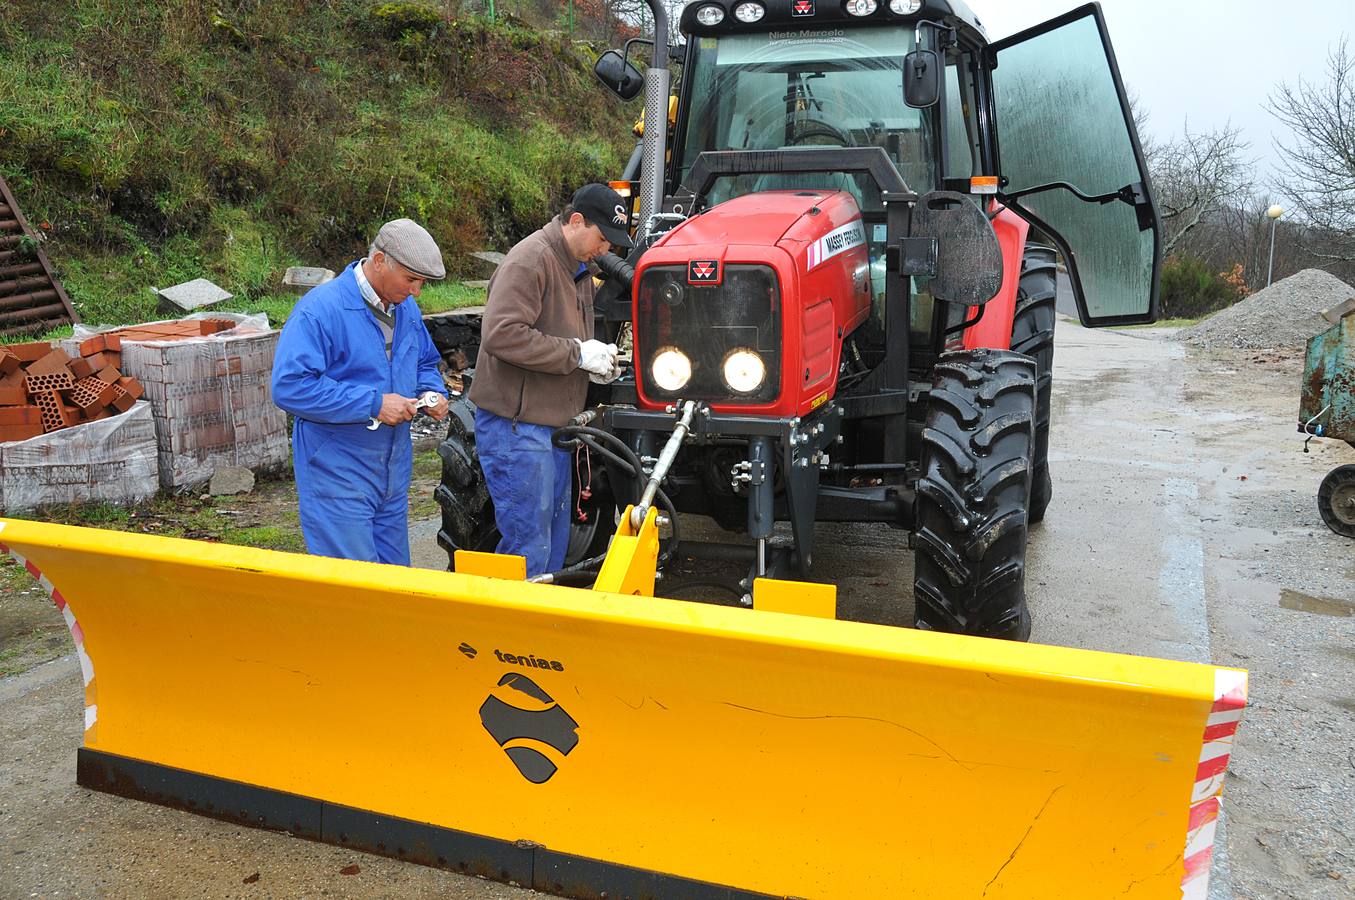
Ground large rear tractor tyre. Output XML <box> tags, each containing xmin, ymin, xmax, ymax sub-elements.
<box><xmin>913</xmin><ymin>349</ymin><xmax>1036</xmax><ymax>640</ymax></box>
<box><xmin>1318</xmin><ymin>464</ymin><xmax>1355</xmax><ymax>538</ymax></box>
<box><xmin>1011</xmin><ymin>245</ymin><xmax>1057</xmax><ymax>524</ymax></box>
<box><xmin>434</xmin><ymin>394</ymin><xmax>617</xmax><ymax>570</ymax></box>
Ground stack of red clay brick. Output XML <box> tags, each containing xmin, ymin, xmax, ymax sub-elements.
<box><xmin>0</xmin><ymin>342</ymin><xmax>145</xmax><ymax>442</ymax></box>
<box><xmin>0</xmin><ymin>319</ymin><xmax>240</xmax><ymax>444</ymax></box>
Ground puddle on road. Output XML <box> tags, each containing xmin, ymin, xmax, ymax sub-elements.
<box><xmin>1279</xmin><ymin>589</ymin><xmax>1354</xmax><ymax>617</ymax></box>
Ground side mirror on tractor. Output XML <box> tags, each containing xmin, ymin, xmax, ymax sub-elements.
<box><xmin>903</xmin><ymin>48</ymin><xmax>941</xmax><ymax>108</ymax></box>
<box><xmin>594</xmin><ymin>50</ymin><xmax>644</xmax><ymax>102</ymax></box>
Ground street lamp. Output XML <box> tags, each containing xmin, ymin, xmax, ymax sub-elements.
<box><xmin>1266</xmin><ymin>204</ymin><xmax>1284</xmax><ymax>287</ymax></box>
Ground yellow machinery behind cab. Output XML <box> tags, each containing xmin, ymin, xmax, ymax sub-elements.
<box><xmin>0</xmin><ymin>515</ymin><xmax>1244</xmax><ymax>899</ymax></box>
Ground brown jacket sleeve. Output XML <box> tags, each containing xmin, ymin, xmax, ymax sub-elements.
<box><xmin>480</xmin><ymin>256</ymin><xmax>581</xmax><ymax>375</ymax></box>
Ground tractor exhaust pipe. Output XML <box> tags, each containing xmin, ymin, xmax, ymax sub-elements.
<box><xmin>593</xmin><ymin>252</ymin><xmax>635</xmax><ymax>290</ymax></box>
<box><xmin>637</xmin><ymin>0</ymin><xmax>671</xmax><ymax>245</ymax></box>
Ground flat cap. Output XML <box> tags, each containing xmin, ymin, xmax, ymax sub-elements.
<box><xmin>373</xmin><ymin>218</ymin><xmax>446</xmax><ymax>280</ymax></box>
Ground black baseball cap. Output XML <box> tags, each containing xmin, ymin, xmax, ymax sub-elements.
<box><xmin>571</xmin><ymin>183</ymin><xmax>634</xmax><ymax>249</ymax></box>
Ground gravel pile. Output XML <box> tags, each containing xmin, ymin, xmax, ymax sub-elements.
<box><xmin>1175</xmin><ymin>268</ymin><xmax>1355</xmax><ymax>350</ymax></box>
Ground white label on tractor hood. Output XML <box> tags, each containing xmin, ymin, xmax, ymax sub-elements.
<box><xmin>806</xmin><ymin>219</ymin><xmax>865</xmax><ymax>272</ymax></box>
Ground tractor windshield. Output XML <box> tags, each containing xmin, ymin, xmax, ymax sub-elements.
<box><xmin>677</xmin><ymin>27</ymin><xmax>935</xmax><ymax>209</ymax></box>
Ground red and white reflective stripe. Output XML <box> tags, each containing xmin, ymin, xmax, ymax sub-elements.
<box><xmin>0</xmin><ymin>531</ymin><xmax>98</xmax><ymax>733</ymax></box>
<box><xmin>1181</xmin><ymin>669</ymin><xmax>1247</xmax><ymax>900</ymax></box>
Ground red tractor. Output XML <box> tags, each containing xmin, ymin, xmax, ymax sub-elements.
<box><xmin>437</xmin><ymin>0</ymin><xmax>1161</xmax><ymax>640</ymax></box>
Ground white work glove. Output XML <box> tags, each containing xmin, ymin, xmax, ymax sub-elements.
<box><xmin>589</xmin><ymin>358</ymin><xmax>623</xmax><ymax>384</ymax></box>
<box><xmin>575</xmin><ymin>339</ymin><xmax>619</xmax><ymax>377</ymax></box>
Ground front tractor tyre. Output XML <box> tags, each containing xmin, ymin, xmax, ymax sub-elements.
<box><xmin>1011</xmin><ymin>244</ymin><xmax>1057</xmax><ymax>524</ymax></box>
<box><xmin>913</xmin><ymin>349</ymin><xmax>1036</xmax><ymax>641</ymax></box>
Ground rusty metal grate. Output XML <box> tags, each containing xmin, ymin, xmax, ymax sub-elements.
<box><xmin>0</xmin><ymin>175</ymin><xmax>79</xmax><ymax>338</ymax></box>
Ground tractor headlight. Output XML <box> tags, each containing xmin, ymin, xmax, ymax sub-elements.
<box><xmin>845</xmin><ymin>0</ymin><xmax>879</xmax><ymax>16</ymax></box>
<box><xmin>652</xmin><ymin>348</ymin><xmax>693</xmax><ymax>392</ymax></box>
<box><xmin>694</xmin><ymin>4</ymin><xmax>725</xmax><ymax>26</ymax></box>
<box><xmin>889</xmin><ymin>0</ymin><xmax>922</xmax><ymax>13</ymax></box>
<box><xmin>732</xmin><ymin>2</ymin><xmax>765</xmax><ymax>22</ymax></box>
<box><xmin>722</xmin><ymin>348</ymin><xmax>766</xmax><ymax>394</ymax></box>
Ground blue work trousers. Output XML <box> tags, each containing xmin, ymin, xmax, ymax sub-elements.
<box><xmin>475</xmin><ymin>408</ymin><xmax>572</xmax><ymax>577</ymax></box>
<box><xmin>297</xmin><ymin>486</ymin><xmax>411</xmax><ymax>566</ymax></box>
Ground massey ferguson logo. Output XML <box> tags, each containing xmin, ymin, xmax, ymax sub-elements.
<box><xmin>479</xmin><ymin>672</ymin><xmax>580</xmax><ymax>784</ymax></box>
<box><xmin>688</xmin><ymin>259</ymin><xmax>721</xmax><ymax>284</ymax></box>
<box><xmin>792</xmin><ymin>0</ymin><xmax>815</xmax><ymax>16</ymax></box>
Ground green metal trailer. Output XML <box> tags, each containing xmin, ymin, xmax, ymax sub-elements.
<box><xmin>1300</xmin><ymin>309</ymin><xmax>1355</xmax><ymax>537</ymax></box>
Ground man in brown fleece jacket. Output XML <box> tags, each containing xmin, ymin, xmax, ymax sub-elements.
<box><xmin>468</xmin><ymin>183</ymin><xmax>632</xmax><ymax>576</ymax></box>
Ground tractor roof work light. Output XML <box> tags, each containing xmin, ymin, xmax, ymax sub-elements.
<box><xmin>846</xmin><ymin>0</ymin><xmax>879</xmax><ymax>15</ymax></box>
<box><xmin>889</xmin><ymin>0</ymin><xmax>923</xmax><ymax>14</ymax></box>
<box><xmin>694</xmin><ymin>4</ymin><xmax>726</xmax><ymax>26</ymax></box>
<box><xmin>733</xmin><ymin>2</ymin><xmax>765</xmax><ymax>23</ymax></box>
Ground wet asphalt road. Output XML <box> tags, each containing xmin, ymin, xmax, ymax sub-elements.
<box><xmin>4</xmin><ymin>319</ymin><xmax>1353</xmax><ymax>898</ymax></box>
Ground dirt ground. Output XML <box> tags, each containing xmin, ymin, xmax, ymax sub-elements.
<box><xmin>1</xmin><ymin>320</ymin><xmax>1352</xmax><ymax>898</ymax></box>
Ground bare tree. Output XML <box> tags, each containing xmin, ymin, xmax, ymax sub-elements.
<box><xmin>1151</xmin><ymin>122</ymin><xmax>1255</xmax><ymax>255</ymax></box>
<box><xmin>1267</xmin><ymin>37</ymin><xmax>1355</xmax><ymax>259</ymax></box>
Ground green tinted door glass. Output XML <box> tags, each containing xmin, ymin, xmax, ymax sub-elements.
<box><xmin>989</xmin><ymin>9</ymin><xmax>1160</xmax><ymax>325</ymax></box>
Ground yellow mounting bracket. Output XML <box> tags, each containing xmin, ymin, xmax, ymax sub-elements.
<box><xmin>592</xmin><ymin>504</ymin><xmax>660</xmax><ymax>596</ymax></box>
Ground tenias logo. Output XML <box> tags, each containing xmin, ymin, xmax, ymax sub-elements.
<box><xmin>479</xmin><ymin>673</ymin><xmax>580</xmax><ymax>783</ymax></box>
<box><xmin>494</xmin><ymin>648</ymin><xmax>564</xmax><ymax>671</ymax></box>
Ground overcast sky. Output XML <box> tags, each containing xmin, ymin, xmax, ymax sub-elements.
<box><xmin>975</xmin><ymin>0</ymin><xmax>1352</xmax><ymax>187</ymax></box>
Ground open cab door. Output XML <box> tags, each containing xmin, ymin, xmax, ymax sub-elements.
<box><xmin>987</xmin><ymin>3</ymin><xmax>1161</xmax><ymax>326</ymax></box>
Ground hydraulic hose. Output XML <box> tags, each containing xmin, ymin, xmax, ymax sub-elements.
<box><xmin>549</xmin><ymin>421</ymin><xmax>683</xmax><ymax>572</ymax></box>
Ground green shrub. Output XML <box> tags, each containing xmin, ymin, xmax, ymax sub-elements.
<box><xmin>1160</xmin><ymin>254</ymin><xmax>1241</xmax><ymax>319</ymax></box>
<box><xmin>0</xmin><ymin>1</ymin><xmax>635</xmax><ymax>326</ymax></box>
<box><xmin>367</xmin><ymin>3</ymin><xmax>443</xmax><ymax>41</ymax></box>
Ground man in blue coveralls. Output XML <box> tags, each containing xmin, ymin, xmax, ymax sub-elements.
<box><xmin>272</xmin><ymin>218</ymin><xmax>450</xmax><ymax>565</ymax></box>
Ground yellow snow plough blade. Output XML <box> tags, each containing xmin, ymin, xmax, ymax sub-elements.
<box><xmin>0</xmin><ymin>517</ymin><xmax>1245</xmax><ymax>900</ymax></box>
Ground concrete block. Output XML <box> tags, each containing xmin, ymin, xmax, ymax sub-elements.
<box><xmin>209</xmin><ymin>466</ymin><xmax>255</xmax><ymax>495</ymax></box>
<box><xmin>283</xmin><ymin>266</ymin><xmax>335</xmax><ymax>295</ymax></box>
<box><xmin>154</xmin><ymin>278</ymin><xmax>232</xmax><ymax>314</ymax></box>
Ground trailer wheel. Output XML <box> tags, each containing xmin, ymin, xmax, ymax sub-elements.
<box><xmin>1318</xmin><ymin>464</ymin><xmax>1355</xmax><ymax>538</ymax></box>
<box><xmin>435</xmin><ymin>394</ymin><xmax>617</xmax><ymax>570</ymax></box>
<box><xmin>913</xmin><ymin>349</ymin><xmax>1036</xmax><ymax>640</ymax></box>
<box><xmin>1011</xmin><ymin>245</ymin><xmax>1057</xmax><ymax>523</ymax></box>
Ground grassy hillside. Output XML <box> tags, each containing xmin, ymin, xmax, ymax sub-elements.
<box><xmin>0</xmin><ymin>0</ymin><xmax>636</xmax><ymax>326</ymax></box>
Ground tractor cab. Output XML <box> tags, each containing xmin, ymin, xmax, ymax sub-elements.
<box><xmin>597</xmin><ymin>0</ymin><xmax>1162</xmax><ymax>333</ymax></box>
